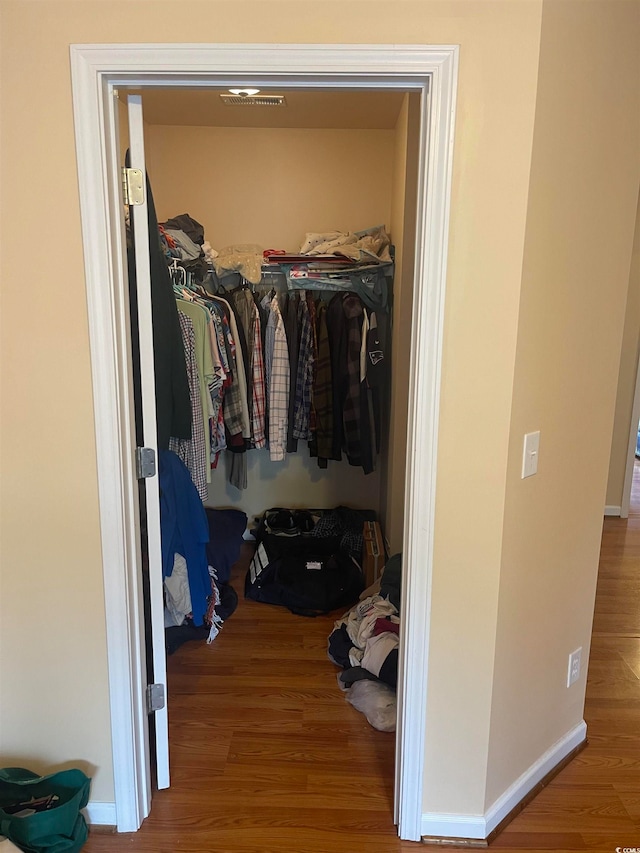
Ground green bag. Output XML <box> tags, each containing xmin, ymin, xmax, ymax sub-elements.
<box><xmin>0</xmin><ymin>768</ymin><xmax>90</xmax><ymax>853</ymax></box>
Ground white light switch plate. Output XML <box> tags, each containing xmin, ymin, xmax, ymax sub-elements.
<box><xmin>522</xmin><ymin>431</ymin><xmax>540</xmax><ymax>478</ymax></box>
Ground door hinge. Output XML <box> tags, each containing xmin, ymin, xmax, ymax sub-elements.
<box><xmin>146</xmin><ymin>683</ymin><xmax>165</xmax><ymax>714</ymax></box>
<box><xmin>135</xmin><ymin>447</ymin><xmax>156</xmax><ymax>479</ymax></box>
<box><xmin>122</xmin><ymin>167</ymin><xmax>144</xmax><ymax>206</ymax></box>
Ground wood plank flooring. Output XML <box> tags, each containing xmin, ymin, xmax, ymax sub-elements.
<box><xmin>84</xmin><ymin>467</ymin><xmax>640</xmax><ymax>851</ymax></box>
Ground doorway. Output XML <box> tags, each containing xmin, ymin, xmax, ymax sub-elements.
<box><xmin>123</xmin><ymin>78</ymin><xmax>419</xmax><ymax>820</ymax></box>
<box><xmin>70</xmin><ymin>42</ymin><xmax>459</xmax><ymax>842</ymax></box>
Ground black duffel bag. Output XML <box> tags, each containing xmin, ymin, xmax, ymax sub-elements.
<box><xmin>245</xmin><ymin>534</ymin><xmax>364</xmax><ymax>617</ymax></box>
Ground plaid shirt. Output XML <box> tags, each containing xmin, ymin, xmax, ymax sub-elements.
<box><xmin>169</xmin><ymin>312</ymin><xmax>208</xmax><ymax>501</ymax></box>
<box><xmin>267</xmin><ymin>295</ymin><xmax>290</xmax><ymax>461</ymax></box>
<box><xmin>220</xmin><ymin>311</ymin><xmax>244</xmax><ymax>437</ymax></box>
<box><xmin>250</xmin><ymin>302</ymin><xmax>266</xmax><ymax>448</ymax></box>
<box><xmin>225</xmin><ymin>302</ymin><xmax>251</xmax><ymax>440</ymax></box>
<box><xmin>293</xmin><ymin>297</ymin><xmax>314</xmax><ymax>440</ymax></box>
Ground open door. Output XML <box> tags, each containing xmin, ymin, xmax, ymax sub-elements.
<box><xmin>125</xmin><ymin>93</ymin><xmax>171</xmax><ymax>790</ymax></box>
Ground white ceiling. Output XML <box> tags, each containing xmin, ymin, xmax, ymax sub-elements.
<box><xmin>133</xmin><ymin>88</ymin><xmax>406</xmax><ymax>130</ymax></box>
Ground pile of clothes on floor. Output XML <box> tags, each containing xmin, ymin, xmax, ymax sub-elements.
<box><xmin>327</xmin><ymin>554</ymin><xmax>401</xmax><ymax>732</ymax></box>
<box><xmin>160</xmin><ymin>449</ymin><xmax>247</xmax><ymax>654</ymax></box>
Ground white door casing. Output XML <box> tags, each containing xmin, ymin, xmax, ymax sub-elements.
<box><xmin>69</xmin><ymin>43</ymin><xmax>458</xmax><ymax>841</ymax></box>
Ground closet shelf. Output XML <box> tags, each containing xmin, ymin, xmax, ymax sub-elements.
<box><xmin>206</xmin><ymin>260</ymin><xmax>393</xmax><ymax>312</ymax></box>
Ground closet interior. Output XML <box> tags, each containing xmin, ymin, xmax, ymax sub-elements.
<box><xmin>120</xmin><ymin>85</ymin><xmax>419</xmax><ymax>735</ymax></box>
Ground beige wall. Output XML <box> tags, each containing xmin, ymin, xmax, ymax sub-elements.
<box><xmin>145</xmin><ymin>123</ymin><xmax>395</xmax><ymax>252</ymax></box>
<box><xmin>606</xmin><ymin>193</ymin><xmax>640</xmax><ymax>509</ymax></box>
<box><xmin>422</xmin><ymin>6</ymin><xmax>544</xmax><ymax>815</ymax></box>
<box><xmin>2</xmin><ymin>0</ymin><xmax>636</xmax><ymax>826</ymax></box>
<box><xmin>384</xmin><ymin>93</ymin><xmax>420</xmax><ymax>555</ymax></box>
<box><xmin>486</xmin><ymin>0</ymin><xmax>640</xmax><ymax>807</ymax></box>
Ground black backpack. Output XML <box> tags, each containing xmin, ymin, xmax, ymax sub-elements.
<box><xmin>245</xmin><ymin>534</ymin><xmax>364</xmax><ymax>617</ymax></box>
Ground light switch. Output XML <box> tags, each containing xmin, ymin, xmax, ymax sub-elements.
<box><xmin>522</xmin><ymin>431</ymin><xmax>540</xmax><ymax>478</ymax></box>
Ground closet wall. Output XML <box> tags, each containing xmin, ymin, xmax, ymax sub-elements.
<box><xmin>141</xmin><ymin>95</ymin><xmax>414</xmax><ymax>542</ymax></box>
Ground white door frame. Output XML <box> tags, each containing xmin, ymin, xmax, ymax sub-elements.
<box><xmin>69</xmin><ymin>43</ymin><xmax>458</xmax><ymax>842</ymax></box>
<box><xmin>125</xmin><ymin>93</ymin><xmax>171</xmax><ymax>790</ymax></box>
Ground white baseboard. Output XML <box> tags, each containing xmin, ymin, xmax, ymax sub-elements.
<box><xmin>483</xmin><ymin>719</ymin><xmax>586</xmax><ymax>834</ymax></box>
<box><xmin>421</xmin><ymin>812</ymin><xmax>487</xmax><ymax>839</ymax></box>
<box><xmin>84</xmin><ymin>801</ymin><xmax>117</xmax><ymax>826</ymax></box>
<box><xmin>605</xmin><ymin>505</ymin><xmax>622</xmax><ymax>516</ymax></box>
<box><xmin>421</xmin><ymin>720</ymin><xmax>587</xmax><ymax>841</ymax></box>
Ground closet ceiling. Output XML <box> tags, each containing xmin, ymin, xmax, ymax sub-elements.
<box><xmin>135</xmin><ymin>88</ymin><xmax>406</xmax><ymax>130</ymax></box>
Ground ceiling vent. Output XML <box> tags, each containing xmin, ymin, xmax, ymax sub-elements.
<box><xmin>219</xmin><ymin>93</ymin><xmax>287</xmax><ymax>107</ymax></box>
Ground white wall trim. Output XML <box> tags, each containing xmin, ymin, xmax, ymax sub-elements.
<box><xmin>421</xmin><ymin>720</ymin><xmax>587</xmax><ymax>841</ymax></box>
<box><xmin>69</xmin><ymin>42</ymin><xmax>459</xmax><ymax>843</ymax></box>
<box><xmin>396</xmin><ymin>46</ymin><xmax>458</xmax><ymax>841</ymax></box>
<box><xmin>69</xmin><ymin>47</ymin><xmax>151</xmax><ymax>834</ymax></box>
<box><xmin>85</xmin><ymin>801</ymin><xmax>117</xmax><ymax>827</ymax></box>
<box><xmin>421</xmin><ymin>812</ymin><xmax>487</xmax><ymax>840</ymax></box>
<box><xmin>605</xmin><ymin>505</ymin><xmax>622</xmax><ymax>516</ymax></box>
<box><xmin>483</xmin><ymin>720</ymin><xmax>586</xmax><ymax>835</ymax></box>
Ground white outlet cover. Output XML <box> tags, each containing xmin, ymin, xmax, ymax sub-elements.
<box><xmin>567</xmin><ymin>647</ymin><xmax>582</xmax><ymax>687</ymax></box>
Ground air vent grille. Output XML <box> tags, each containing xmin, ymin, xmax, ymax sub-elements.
<box><xmin>220</xmin><ymin>94</ymin><xmax>287</xmax><ymax>107</ymax></box>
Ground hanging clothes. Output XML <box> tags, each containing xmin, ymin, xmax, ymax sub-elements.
<box><xmin>306</xmin><ymin>292</ymin><xmax>319</xmax><ymax>438</ymax></box>
<box><xmin>125</xmin><ymin>159</ymin><xmax>191</xmax><ymax>449</ymax></box>
<box><xmin>264</xmin><ymin>293</ymin><xmax>290</xmax><ymax>462</ymax></box>
<box><xmin>168</xmin><ymin>312</ymin><xmax>208</xmax><ymax>501</ymax></box>
<box><xmin>249</xmin><ymin>301</ymin><xmax>267</xmax><ymax>449</ymax></box>
<box><xmin>284</xmin><ymin>293</ymin><xmax>300</xmax><ymax>453</ymax></box>
<box><xmin>176</xmin><ymin>299</ymin><xmax>215</xmax><ymax>483</ymax></box>
<box><xmin>313</xmin><ymin>302</ymin><xmax>334</xmax><ymax>465</ymax></box>
<box><xmin>326</xmin><ymin>293</ymin><xmax>348</xmax><ymax>463</ymax></box>
<box><xmin>367</xmin><ymin>310</ymin><xmax>389</xmax><ymax>455</ymax></box>
<box><xmin>342</xmin><ymin>295</ymin><xmax>365</xmax><ymax>468</ymax></box>
<box><xmin>207</xmin><ymin>294</ymin><xmax>250</xmax><ymax>444</ymax></box>
<box><xmin>159</xmin><ymin>221</ymin><xmax>391</xmax><ymax>484</ymax></box>
<box><xmin>292</xmin><ymin>297</ymin><xmax>314</xmax><ymax>441</ymax></box>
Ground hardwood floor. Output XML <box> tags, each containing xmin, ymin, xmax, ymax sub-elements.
<box><xmin>84</xmin><ymin>468</ymin><xmax>640</xmax><ymax>851</ymax></box>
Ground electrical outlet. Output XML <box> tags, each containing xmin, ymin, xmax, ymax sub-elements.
<box><xmin>567</xmin><ymin>647</ymin><xmax>582</xmax><ymax>687</ymax></box>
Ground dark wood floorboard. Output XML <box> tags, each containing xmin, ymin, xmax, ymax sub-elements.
<box><xmin>84</xmin><ymin>462</ymin><xmax>640</xmax><ymax>851</ymax></box>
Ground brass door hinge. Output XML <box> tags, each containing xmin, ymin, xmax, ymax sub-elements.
<box><xmin>122</xmin><ymin>167</ymin><xmax>144</xmax><ymax>206</ymax></box>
